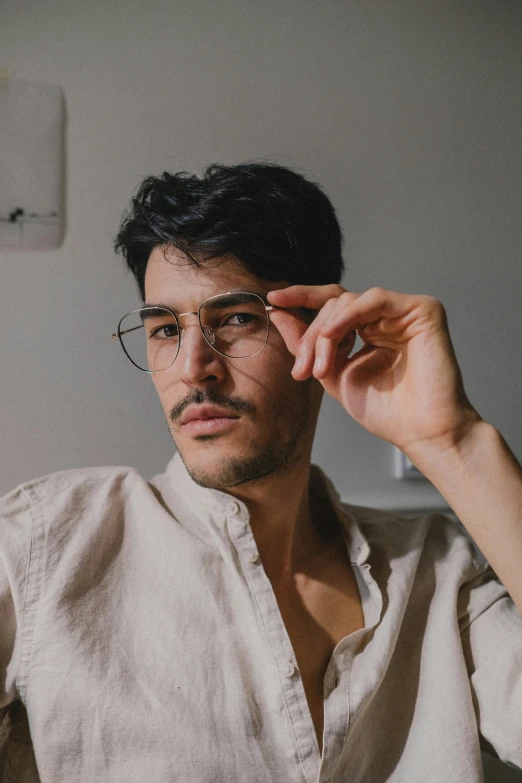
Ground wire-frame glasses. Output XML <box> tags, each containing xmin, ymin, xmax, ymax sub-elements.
<box><xmin>111</xmin><ymin>291</ymin><xmax>281</xmax><ymax>373</ymax></box>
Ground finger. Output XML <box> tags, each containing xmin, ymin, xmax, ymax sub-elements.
<box><xmin>320</xmin><ymin>287</ymin><xmax>421</xmax><ymax>339</ymax></box>
<box><xmin>292</xmin><ymin>298</ymin><xmax>339</xmax><ymax>378</ymax></box>
<box><xmin>313</xmin><ymin>328</ymin><xmax>357</xmax><ymax>379</ymax></box>
<box><xmin>267</xmin><ymin>284</ymin><xmax>348</xmax><ymax>311</ymax></box>
<box><xmin>268</xmin><ymin>309</ymin><xmax>309</xmax><ymax>357</ymax></box>
<box><xmin>312</xmin><ymin>333</ymin><xmax>338</xmax><ymax>379</ymax></box>
<box><xmin>293</xmin><ymin>292</ymin><xmax>361</xmax><ymax>378</ymax></box>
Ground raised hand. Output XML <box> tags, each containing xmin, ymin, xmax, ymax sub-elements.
<box><xmin>267</xmin><ymin>284</ymin><xmax>483</xmax><ymax>461</ymax></box>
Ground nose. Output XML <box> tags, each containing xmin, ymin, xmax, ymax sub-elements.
<box><xmin>177</xmin><ymin>318</ymin><xmax>226</xmax><ymax>386</ymax></box>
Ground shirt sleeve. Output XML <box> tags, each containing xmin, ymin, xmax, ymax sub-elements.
<box><xmin>0</xmin><ymin>481</ymin><xmax>47</xmax><ymax>781</ymax></box>
<box><xmin>459</xmin><ymin>562</ymin><xmax>522</xmax><ymax>772</ymax></box>
<box><xmin>0</xmin><ymin>483</ymin><xmax>33</xmax><ymax>711</ymax></box>
<box><xmin>0</xmin><ymin>561</ymin><xmax>18</xmax><ymax>711</ymax></box>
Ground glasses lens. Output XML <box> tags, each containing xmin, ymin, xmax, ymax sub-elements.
<box><xmin>199</xmin><ymin>293</ymin><xmax>269</xmax><ymax>358</ymax></box>
<box><xmin>119</xmin><ymin>307</ymin><xmax>179</xmax><ymax>371</ymax></box>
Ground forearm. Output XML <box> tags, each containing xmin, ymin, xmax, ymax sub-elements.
<box><xmin>407</xmin><ymin>420</ymin><xmax>522</xmax><ymax>614</ymax></box>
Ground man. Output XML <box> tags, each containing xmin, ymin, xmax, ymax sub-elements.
<box><xmin>1</xmin><ymin>161</ymin><xmax>521</xmax><ymax>782</ymax></box>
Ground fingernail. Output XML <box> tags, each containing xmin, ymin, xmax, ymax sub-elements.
<box><xmin>313</xmin><ymin>357</ymin><xmax>324</xmax><ymax>373</ymax></box>
<box><xmin>293</xmin><ymin>356</ymin><xmax>304</xmax><ymax>373</ymax></box>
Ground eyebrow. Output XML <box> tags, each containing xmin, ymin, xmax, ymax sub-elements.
<box><xmin>142</xmin><ymin>291</ymin><xmax>269</xmax><ymax>314</ymax></box>
<box><xmin>140</xmin><ymin>307</ymin><xmax>176</xmax><ymax>322</ymax></box>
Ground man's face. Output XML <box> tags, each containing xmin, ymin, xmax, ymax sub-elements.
<box><xmin>144</xmin><ymin>247</ymin><xmax>322</xmax><ymax>489</ymax></box>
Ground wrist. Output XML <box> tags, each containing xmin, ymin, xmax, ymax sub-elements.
<box><xmin>404</xmin><ymin>413</ymin><xmax>492</xmax><ymax>482</ymax></box>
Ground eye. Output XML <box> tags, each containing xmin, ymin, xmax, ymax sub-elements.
<box><xmin>150</xmin><ymin>324</ymin><xmax>179</xmax><ymax>339</ymax></box>
<box><xmin>223</xmin><ymin>313</ymin><xmax>257</xmax><ymax>326</ymax></box>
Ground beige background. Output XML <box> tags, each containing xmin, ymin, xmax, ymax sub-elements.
<box><xmin>1</xmin><ymin>0</ymin><xmax>520</xmax><ymax>513</ymax></box>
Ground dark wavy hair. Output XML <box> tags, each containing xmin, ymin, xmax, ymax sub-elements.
<box><xmin>114</xmin><ymin>160</ymin><xmax>344</xmax><ymax>301</ymax></box>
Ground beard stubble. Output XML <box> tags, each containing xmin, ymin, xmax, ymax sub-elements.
<box><xmin>171</xmin><ymin>377</ymin><xmax>317</xmax><ymax>490</ymax></box>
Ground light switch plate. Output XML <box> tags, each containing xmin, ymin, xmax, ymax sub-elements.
<box><xmin>394</xmin><ymin>447</ymin><xmax>426</xmax><ymax>480</ymax></box>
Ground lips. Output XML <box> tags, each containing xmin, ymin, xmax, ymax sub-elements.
<box><xmin>180</xmin><ymin>404</ymin><xmax>240</xmax><ymax>426</ymax></box>
<box><xmin>179</xmin><ymin>404</ymin><xmax>241</xmax><ymax>436</ymax></box>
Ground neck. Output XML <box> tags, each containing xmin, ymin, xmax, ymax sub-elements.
<box><xmin>224</xmin><ymin>452</ymin><xmax>341</xmax><ymax>580</ymax></box>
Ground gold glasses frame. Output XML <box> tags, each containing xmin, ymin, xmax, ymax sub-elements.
<box><xmin>111</xmin><ymin>291</ymin><xmax>282</xmax><ymax>373</ymax></box>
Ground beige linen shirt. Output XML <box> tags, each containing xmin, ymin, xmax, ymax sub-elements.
<box><xmin>0</xmin><ymin>451</ymin><xmax>521</xmax><ymax>782</ymax></box>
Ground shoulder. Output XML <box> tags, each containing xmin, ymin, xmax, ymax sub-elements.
<box><xmin>0</xmin><ymin>464</ymin><xmax>154</xmax><ymax>575</ymax></box>
<box><xmin>342</xmin><ymin>501</ymin><xmax>489</xmax><ymax>573</ymax></box>
<box><xmin>0</xmin><ymin>464</ymin><xmax>143</xmax><ymax>522</ymax></box>
<box><xmin>343</xmin><ymin>503</ymin><xmax>510</xmax><ymax>628</ymax></box>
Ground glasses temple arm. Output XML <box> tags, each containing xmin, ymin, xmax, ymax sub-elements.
<box><xmin>111</xmin><ymin>324</ymin><xmax>144</xmax><ymax>338</ymax></box>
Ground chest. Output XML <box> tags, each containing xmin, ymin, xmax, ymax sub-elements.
<box><xmin>270</xmin><ymin>558</ymin><xmax>365</xmax><ymax>751</ymax></box>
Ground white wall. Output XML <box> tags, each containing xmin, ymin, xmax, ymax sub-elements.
<box><xmin>1</xmin><ymin>0</ymin><xmax>521</xmax><ymax>516</ymax></box>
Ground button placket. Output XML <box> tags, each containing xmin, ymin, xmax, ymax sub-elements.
<box><xmin>282</xmin><ymin>662</ymin><xmax>296</xmax><ymax>678</ymax></box>
<box><xmin>223</xmin><ymin>496</ymin><xmax>320</xmax><ymax>776</ymax></box>
<box><xmin>224</xmin><ymin>501</ymin><xmax>262</xmax><ymax>570</ymax></box>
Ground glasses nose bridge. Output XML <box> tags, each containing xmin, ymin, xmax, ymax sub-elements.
<box><xmin>176</xmin><ymin>310</ymin><xmax>199</xmax><ymax>340</ymax></box>
<box><xmin>175</xmin><ymin>309</ymin><xmax>214</xmax><ymax>350</ymax></box>
<box><xmin>176</xmin><ymin>310</ymin><xmax>199</xmax><ymax>321</ymax></box>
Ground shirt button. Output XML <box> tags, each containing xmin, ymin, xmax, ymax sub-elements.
<box><xmin>283</xmin><ymin>662</ymin><xmax>296</xmax><ymax>678</ymax></box>
<box><xmin>247</xmin><ymin>552</ymin><xmax>260</xmax><ymax>564</ymax></box>
<box><xmin>226</xmin><ymin>501</ymin><xmax>241</xmax><ymax>516</ymax></box>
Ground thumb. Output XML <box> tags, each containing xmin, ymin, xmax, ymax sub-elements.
<box><xmin>269</xmin><ymin>309</ymin><xmax>309</xmax><ymax>357</ymax></box>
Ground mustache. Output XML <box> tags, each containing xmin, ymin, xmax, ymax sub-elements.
<box><xmin>170</xmin><ymin>389</ymin><xmax>256</xmax><ymax>423</ymax></box>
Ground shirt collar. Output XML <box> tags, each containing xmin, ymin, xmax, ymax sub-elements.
<box><xmin>151</xmin><ymin>450</ymin><xmax>372</xmax><ymax>569</ymax></box>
